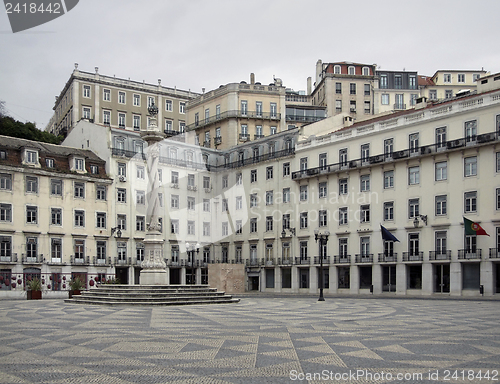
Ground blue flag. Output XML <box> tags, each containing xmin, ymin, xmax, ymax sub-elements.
<box><xmin>380</xmin><ymin>225</ymin><xmax>400</xmax><ymax>242</ymax></box>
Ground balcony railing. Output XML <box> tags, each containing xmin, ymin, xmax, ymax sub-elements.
<box><xmin>111</xmin><ymin>148</ymin><xmax>146</xmax><ymax>160</ymax></box>
<box><xmin>239</xmin><ymin>133</ymin><xmax>250</xmax><ymax>142</ymax></box>
<box><xmin>402</xmin><ymin>252</ymin><xmax>424</xmax><ymax>262</ymax></box>
<box><xmin>458</xmin><ymin>249</ymin><xmax>482</xmax><ymax>260</ymax></box>
<box><xmin>313</xmin><ymin>256</ymin><xmax>330</xmax><ymax>265</ymax></box>
<box><xmin>0</xmin><ymin>255</ymin><xmax>17</xmax><ymax>263</ymax></box>
<box><xmin>278</xmin><ymin>257</ymin><xmax>293</xmax><ymax>265</ymax></box>
<box><xmin>246</xmin><ymin>258</ymin><xmax>259</xmax><ymax>267</ymax></box>
<box><xmin>489</xmin><ymin>248</ymin><xmax>500</xmax><ymax>259</ymax></box>
<box><xmin>378</xmin><ymin>253</ymin><xmax>398</xmax><ymax>263</ymax></box>
<box><xmin>285</xmin><ymin>115</ymin><xmax>326</xmax><ymax>123</ymax></box>
<box><xmin>429</xmin><ymin>251</ymin><xmax>451</xmax><ymax>261</ymax></box>
<box><xmin>355</xmin><ymin>254</ymin><xmax>373</xmax><ymax>263</ymax></box>
<box><xmin>334</xmin><ymin>255</ymin><xmax>351</xmax><ymax>264</ymax></box>
<box><xmin>22</xmin><ymin>255</ymin><xmax>43</xmax><ymax>264</ymax></box>
<box><xmin>292</xmin><ymin>130</ymin><xmax>500</xmax><ymax>180</ymax></box>
<box><xmin>294</xmin><ymin>257</ymin><xmax>310</xmax><ymax>265</ymax></box>
<box><xmin>186</xmin><ymin>110</ymin><xmax>281</xmax><ymax>131</ymax></box>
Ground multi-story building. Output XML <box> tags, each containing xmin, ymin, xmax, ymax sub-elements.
<box><xmin>46</xmin><ymin>64</ymin><xmax>197</xmax><ymax>137</ymax></box>
<box><xmin>421</xmin><ymin>69</ymin><xmax>488</xmax><ymax>101</ymax></box>
<box><xmin>0</xmin><ymin>136</ymin><xmax>112</xmax><ymax>297</ymax></box>
<box><xmin>186</xmin><ymin>74</ymin><xmax>326</xmax><ymax>150</ymax></box>
<box><xmin>311</xmin><ymin>60</ymin><xmax>377</xmax><ymax>120</ymax></box>
<box><xmin>374</xmin><ymin>70</ymin><xmax>420</xmax><ymax>114</ymax></box>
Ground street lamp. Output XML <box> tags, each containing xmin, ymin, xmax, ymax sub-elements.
<box><xmin>186</xmin><ymin>243</ymin><xmax>200</xmax><ymax>285</ymax></box>
<box><xmin>314</xmin><ymin>228</ymin><xmax>330</xmax><ymax>302</ymax></box>
<box><xmin>413</xmin><ymin>215</ymin><xmax>428</xmax><ymax>228</ymax></box>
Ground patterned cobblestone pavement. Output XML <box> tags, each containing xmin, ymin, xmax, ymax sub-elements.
<box><xmin>0</xmin><ymin>297</ymin><xmax>499</xmax><ymax>383</ymax></box>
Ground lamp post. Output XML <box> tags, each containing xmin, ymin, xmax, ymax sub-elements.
<box><xmin>314</xmin><ymin>229</ymin><xmax>330</xmax><ymax>301</ymax></box>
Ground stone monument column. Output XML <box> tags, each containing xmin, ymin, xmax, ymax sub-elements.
<box><xmin>139</xmin><ymin>101</ymin><xmax>168</xmax><ymax>285</ymax></box>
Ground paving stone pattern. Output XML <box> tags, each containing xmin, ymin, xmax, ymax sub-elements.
<box><xmin>0</xmin><ymin>298</ymin><xmax>499</xmax><ymax>383</ymax></box>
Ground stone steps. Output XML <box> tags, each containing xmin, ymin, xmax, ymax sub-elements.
<box><xmin>65</xmin><ymin>284</ymin><xmax>240</xmax><ymax>306</ymax></box>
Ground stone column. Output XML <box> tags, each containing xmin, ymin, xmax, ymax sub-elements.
<box><xmin>140</xmin><ymin>103</ymin><xmax>168</xmax><ymax>285</ymax></box>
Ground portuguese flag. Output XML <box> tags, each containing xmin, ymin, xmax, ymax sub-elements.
<box><xmin>463</xmin><ymin>217</ymin><xmax>489</xmax><ymax>236</ymax></box>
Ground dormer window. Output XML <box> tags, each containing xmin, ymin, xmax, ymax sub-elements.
<box><xmin>362</xmin><ymin>67</ymin><xmax>370</xmax><ymax>76</ymax></box>
<box><xmin>348</xmin><ymin>66</ymin><xmax>355</xmax><ymax>75</ymax></box>
<box><xmin>45</xmin><ymin>158</ymin><xmax>54</xmax><ymax>168</ymax></box>
<box><xmin>334</xmin><ymin>65</ymin><xmax>341</xmax><ymax>74</ymax></box>
<box><xmin>27</xmin><ymin>150</ymin><xmax>37</xmax><ymax>164</ymax></box>
<box><xmin>73</xmin><ymin>157</ymin><xmax>85</xmax><ymax>172</ymax></box>
<box><xmin>90</xmin><ymin>165</ymin><xmax>99</xmax><ymax>174</ymax></box>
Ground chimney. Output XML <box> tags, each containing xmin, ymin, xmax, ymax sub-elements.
<box><xmin>316</xmin><ymin>59</ymin><xmax>323</xmax><ymax>85</ymax></box>
<box><xmin>250</xmin><ymin>73</ymin><xmax>255</xmax><ymax>85</ymax></box>
<box><xmin>307</xmin><ymin>77</ymin><xmax>312</xmax><ymax>95</ymax></box>
<box><xmin>415</xmin><ymin>96</ymin><xmax>428</xmax><ymax>110</ymax></box>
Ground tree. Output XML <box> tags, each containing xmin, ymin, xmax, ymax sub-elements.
<box><xmin>0</xmin><ymin>101</ymin><xmax>5</xmax><ymax>118</ymax></box>
<box><xmin>0</xmin><ymin>114</ymin><xmax>63</xmax><ymax>144</ymax></box>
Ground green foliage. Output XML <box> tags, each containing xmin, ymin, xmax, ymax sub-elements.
<box><xmin>26</xmin><ymin>278</ymin><xmax>42</xmax><ymax>291</ymax></box>
<box><xmin>0</xmin><ymin>115</ymin><xmax>63</xmax><ymax>144</ymax></box>
<box><xmin>103</xmin><ymin>277</ymin><xmax>121</xmax><ymax>285</ymax></box>
<box><xmin>69</xmin><ymin>277</ymin><xmax>85</xmax><ymax>291</ymax></box>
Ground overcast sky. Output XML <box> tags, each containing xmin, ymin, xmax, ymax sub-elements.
<box><xmin>0</xmin><ymin>0</ymin><xmax>499</xmax><ymax>129</ymax></box>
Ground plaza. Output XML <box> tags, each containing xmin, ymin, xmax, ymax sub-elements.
<box><xmin>1</xmin><ymin>296</ymin><xmax>500</xmax><ymax>383</ymax></box>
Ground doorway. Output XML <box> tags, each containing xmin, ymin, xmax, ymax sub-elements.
<box><xmin>434</xmin><ymin>264</ymin><xmax>450</xmax><ymax>293</ymax></box>
<box><xmin>115</xmin><ymin>267</ymin><xmax>128</xmax><ymax>285</ymax></box>
<box><xmin>382</xmin><ymin>265</ymin><xmax>396</xmax><ymax>292</ymax></box>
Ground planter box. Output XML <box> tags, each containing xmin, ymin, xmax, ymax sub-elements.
<box><xmin>68</xmin><ymin>290</ymin><xmax>81</xmax><ymax>298</ymax></box>
<box><xmin>27</xmin><ymin>291</ymin><xmax>42</xmax><ymax>300</ymax></box>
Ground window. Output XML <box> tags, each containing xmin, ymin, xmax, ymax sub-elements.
<box><xmin>283</xmin><ymin>188</ymin><xmax>290</xmax><ymax>203</ymax></box>
<box><xmin>464</xmin><ymin>157</ymin><xmax>477</xmax><ymax>177</ymax></box>
<box><xmin>236</xmin><ymin>196</ymin><xmax>242</xmax><ymax>210</ymax></box>
<box><xmin>250</xmin><ymin>193</ymin><xmax>258</xmax><ymax>208</ymax></box>
<box><xmin>51</xmin><ymin>179</ymin><xmax>62</xmax><ymax>196</ymax></box>
<box><xmin>203</xmin><ymin>222</ymin><xmax>210</xmax><ymax>236</ymax></box>
<box><xmin>409</xmin><ymin>166</ymin><xmax>420</xmax><ymax>185</ymax></box>
<box><xmin>335</xmin><ymin>82</ymin><xmax>342</xmax><ymax>94</ymax></box>
<box><xmin>429</xmin><ymin>90</ymin><xmax>437</xmax><ymax>100</ymax></box>
<box><xmin>26</xmin><ymin>176</ymin><xmax>38</xmax><ymax>193</ymax></box>
<box><xmin>75</xmin><ymin>158</ymin><xmax>84</xmax><ymax>171</ymax></box>
<box><xmin>266</xmin><ymin>216</ymin><xmax>273</xmax><ymax>232</ymax></box>
<box><xmin>339</xmin><ymin>207</ymin><xmax>348</xmax><ymax>225</ymax></box>
<box><xmin>380</xmin><ymin>75</ymin><xmax>388</xmax><ymax>89</ymax></box>
<box><xmin>133</xmin><ymin>94</ymin><xmax>140</xmax><ymax>106</ymax></box>
<box><xmin>256</xmin><ymin>101</ymin><xmax>262</xmax><ymax>117</ymax></box>
<box><xmin>136</xmin><ymin>243</ymin><xmax>144</xmax><ymax>262</ymax></box>
<box><xmin>133</xmin><ymin>115</ymin><xmax>140</xmax><ymax>131</ymax></box>
<box><xmin>266</xmin><ymin>191</ymin><xmax>273</xmax><ymax>205</ymax></box>
<box><xmin>360</xmin><ymin>174</ymin><xmax>370</xmax><ymax>192</ymax></box>
<box><xmin>203</xmin><ymin>176</ymin><xmax>210</xmax><ymax>190</ymax></box>
<box><xmin>165</xmin><ymin>99</ymin><xmax>172</xmax><ymax>111</ymax></box>
<box><xmin>435</xmin><ymin>162</ymin><xmax>447</xmax><ymax>181</ymax></box>
<box><xmin>118</xmin><ymin>113</ymin><xmax>125</xmax><ymax>128</ymax></box>
<box><xmin>319</xmin><ymin>210</ymin><xmax>327</xmax><ymax>227</ymax></box>
<box><xmin>236</xmin><ymin>172</ymin><xmax>243</xmax><ymax>185</ymax></box>
<box><xmin>0</xmin><ymin>203</ymin><xmax>12</xmax><ymax>222</ymax></box>
<box><xmin>348</xmin><ymin>66</ymin><xmax>355</xmax><ymax>75</ymax></box>
<box><xmin>250</xmin><ymin>170</ymin><xmax>257</xmax><ymax>183</ymax></box>
<box><xmin>497</xmin><ymin>188</ymin><xmax>500</xmax><ymax>210</ymax></box>
<box><xmin>170</xmin><ymin>194</ymin><xmax>179</xmax><ymax>209</ymax></box>
<box><xmin>335</xmin><ymin>100</ymin><xmax>342</xmax><ymax>113</ymax></box>
<box><xmin>338</xmin><ymin>238</ymin><xmax>348</xmax><ymax>258</ymax></box>
<box><xmin>250</xmin><ymin>218</ymin><xmax>258</xmax><ymax>233</ymax></box>
<box><xmin>300</xmin><ymin>157</ymin><xmax>308</xmax><ymax>171</ymax></box>
<box><xmin>266</xmin><ymin>166</ymin><xmax>273</xmax><ymax>180</ymax></box>
<box><xmin>103</xmin><ymin>88</ymin><xmax>111</xmax><ymax>102</ymax></box>
<box><xmin>117</xmin><ymin>162</ymin><xmax>126</xmax><ymax>177</ymax></box>
<box><xmin>395</xmin><ymin>94</ymin><xmax>404</xmax><ymax>109</ymax></box>
<box><xmin>179</xmin><ymin>102</ymin><xmax>185</xmax><ymax>114</ymax></box>
<box><xmin>360</xmin><ymin>237</ymin><xmax>370</xmax><ymax>257</ymax></box>
<box><xmin>90</xmin><ymin>165</ymin><xmax>99</xmax><ymax>174</ymax></box>
<box><xmin>165</xmin><ymin>120</ymin><xmax>173</xmax><ymax>132</ymax></box>
<box><xmin>334</xmin><ymin>65</ymin><xmax>341</xmax><ymax>74</ymax></box>
<box><xmin>436</xmin><ymin>127</ymin><xmax>447</xmax><ymax>148</ymax></box>
<box><xmin>409</xmin><ymin>75</ymin><xmax>417</xmax><ymax>89</ymax></box>
<box><xmin>136</xmin><ymin>190</ymin><xmax>145</xmax><ymax>205</ymax></box>
<box><xmin>0</xmin><ymin>174</ymin><xmax>12</xmax><ymax>190</ymax></box>
<box><xmin>236</xmin><ymin>220</ymin><xmax>242</xmax><ymax>234</ymax></box>
<box><xmin>117</xmin><ymin>188</ymin><xmax>126</xmax><ymax>203</ymax></box>
<box><xmin>300</xmin><ymin>212</ymin><xmax>308</xmax><ymax>229</ymax></box>
<box><xmin>339</xmin><ymin>178</ymin><xmax>348</xmax><ymax>195</ymax></box>
<box><xmin>117</xmin><ymin>214</ymin><xmax>126</xmax><ymax>230</ymax></box>
<box><xmin>410</xmin><ymin>94</ymin><xmax>418</xmax><ymax>106</ymax></box>
<box><xmin>51</xmin><ymin>238</ymin><xmax>61</xmax><ymax>260</ymax></box>
<box><xmin>96</xmin><ymin>212</ymin><xmax>106</xmax><ymax>228</ymax></box>
<box><xmin>409</xmin><ymin>233</ymin><xmax>420</xmax><ymax>257</ymax></box>
<box><xmin>203</xmin><ymin>199</ymin><xmax>210</xmax><ymax>212</ymax></box>
<box><xmin>383</xmin><ymin>138</ymin><xmax>393</xmax><ymax>158</ymax></box>
<box><xmin>364</xmin><ymin>101</ymin><xmax>371</xmax><ymax>114</ymax></box>
<box><xmin>170</xmin><ymin>219</ymin><xmax>179</xmax><ymax>234</ymax></box>
<box><xmin>283</xmin><ymin>214</ymin><xmax>290</xmax><ymax>230</ymax></box>
<box><xmin>118</xmin><ymin>91</ymin><xmax>125</xmax><ymax>104</ymax></box>
<box><xmin>133</xmin><ymin>215</ymin><xmax>145</xmax><ymax>232</ymax></box>
<box><xmin>436</xmin><ymin>195</ymin><xmax>447</xmax><ymax>216</ymax></box>
<box><xmin>339</xmin><ymin>148</ymin><xmax>347</xmax><ymax>167</ymax></box>
<box><xmin>497</xmin><ymin>152</ymin><xmax>500</xmax><ymax>173</ymax></box>
<box><xmin>73</xmin><ymin>182</ymin><xmax>85</xmax><ymax>198</ymax></box>
<box><xmin>270</xmin><ymin>103</ymin><xmax>277</xmax><ymax>118</ymax></box>
<box><xmin>25</xmin><ymin>151</ymin><xmax>37</xmax><ymax>164</ymax></box>
<box><xmin>82</xmin><ymin>107</ymin><xmax>91</xmax><ymax>119</ymax></box>
<box><xmin>83</xmin><ymin>85</ymin><xmax>90</xmax><ymax>98</ymax></box>
<box><xmin>384</xmin><ymin>170</ymin><xmax>394</xmax><ymax>189</ymax></box>
<box><xmin>222</xmin><ymin>198</ymin><xmax>228</xmax><ymax>212</ymax></box>
<box><xmin>445</xmin><ymin>90</ymin><xmax>453</xmax><ymax>99</ymax></box>
<box><xmin>360</xmin><ymin>205</ymin><xmax>370</xmax><ymax>223</ymax></box>
<box><xmin>409</xmin><ymin>198</ymin><xmax>419</xmax><ymax>219</ymax></box>
<box><xmin>187</xmin><ymin>197</ymin><xmax>195</xmax><ymax>210</ymax></box>
<box><xmin>394</xmin><ymin>75</ymin><xmax>402</xmax><ymax>89</ymax></box>
<box><xmin>435</xmin><ymin>231</ymin><xmax>447</xmax><ymax>255</ymax></box>
<box><xmin>464</xmin><ymin>191</ymin><xmax>477</xmax><ymax>213</ymax></box>
<box><xmin>74</xmin><ymin>210</ymin><xmax>85</xmax><ymax>227</ymax></box>
<box><xmin>117</xmin><ymin>242</ymin><xmax>126</xmax><ymax>261</ymax></box>
<box><xmin>319</xmin><ymin>182</ymin><xmax>327</xmax><ymax>198</ymax></box>
<box><xmin>381</xmin><ymin>202</ymin><xmax>393</xmax><ymax>221</ymax></box>
<box><xmin>350</xmin><ymin>83</ymin><xmax>356</xmax><ymax>95</ymax></box>
<box><xmin>136</xmin><ymin>165</ymin><xmax>145</xmax><ymax>179</ymax></box>
<box><xmin>240</xmin><ymin>100</ymin><xmax>247</xmax><ymax>116</ymax></box>
<box><xmin>283</xmin><ymin>162</ymin><xmax>290</xmax><ymax>177</ymax></box>
<box><xmin>409</xmin><ymin>133</ymin><xmax>419</xmax><ymax>154</ymax></box>
<box><xmin>465</xmin><ymin>120</ymin><xmax>477</xmax><ymax>143</ymax></box>
<box><xmin>222</xmin><ymin>222</ymin><xmax>228</xmax><ymax>236</ymax></box>
<box><xmin>300</xmin><ymin>185</ymin><xmax>308</xmax><ymax>201</ymax></box>
<box><xmin>26</xmin><ymin>237</ymin><xmax>37</xmax><ymax>259</ymax></box>
<box><xmin>187</xmin><ymin>174</ymin><xmax>195</xmax><ymax>188</ymax></box>
<box><xmin>381</xmin><ymin>94</ymin><xmax>389</xmax><ymax>105</ymax></box>
<box><xmin>443</xmin><ymin>74</ymin><xmax>451</xmax><ymax>83</ymax></box>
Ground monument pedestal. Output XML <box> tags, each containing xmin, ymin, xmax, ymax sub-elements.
<box><xmin>140</xmin><ymin>231</ymin><xmax>167</xmax><ymax>285</ymax></box>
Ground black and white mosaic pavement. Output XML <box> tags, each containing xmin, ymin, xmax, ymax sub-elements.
<box><xmin>0</xmin><ymin>297</ymin><xmax>499</xmax><ymax>383</ymax></box>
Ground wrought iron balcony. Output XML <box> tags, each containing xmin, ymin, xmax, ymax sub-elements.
<box><xmin>355</xmin><ymin>254</ymin><xmax>373</xmax><ymax>263</ymax></box>
<box><xmin>111</xmin><ymin>148</ymin><xmax>146</xmax><ymax>160</ymax></box>
<box><xmin>378</xmin><ymin>253</ymin><xmax>398</xmax><ymax>262</ymax></box>
<box><xmin>334</xmin><ymin>255</ymin><xmax>351</xmax><ymax>264</ymax></box>
<box><xmin>0</xmin><ymin>255</ymin><xmax>17</xmax><ymax>263</ymax></box>
<box><xmin>429</xmin><ymin>250</ymin><xmax>451</xmax><ymax>261</ymax></box>
<box><xmin>22</xmin><ymin>255</ymin><xmax>43</xmax><ymax>264</ymax></box>
<box><xmin>278</xmin><ymin>257</ymin><xmax>293</xmax><ymax>266</ymax></box>
<box><xmin>186</xmin><ymin>110</ymin><xmax>281</xmax><ymax>131</ymax></box>
<box><xmin>489</xmin><ymin>248</ymin><xmax>500</xmax><ymax>259</ymax></box>
<box><xmin>458</xmin><ymin>249</ymin><xmax>482</xmax><ymax>260</ymax></box>
<box><xmin>402</xmin><ymin>252</ymin><xmax>424</xmax><ymax>262</ymax></box>
<box><xmin>313</xmin><ymin>256</ymin><xmax>330</xmax><ymax>265</ymax></box>
<box><xmin>295</xmin><ymin>257</ymin><xmax>310</xmax><ymax>265</ymax></box>
<box><xmin>246</xmin><ymin>258</ymin><xmax>259</xmax><ymax>267</ymax></box>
